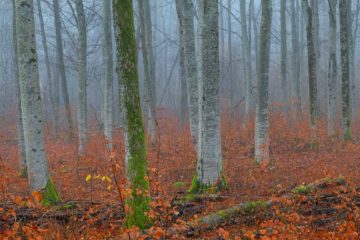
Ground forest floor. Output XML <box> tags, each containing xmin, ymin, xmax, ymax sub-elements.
<box><xmin>1</xmin><ymin>113</ymin><xmax>360</xmax><ymax>239</ymax></box>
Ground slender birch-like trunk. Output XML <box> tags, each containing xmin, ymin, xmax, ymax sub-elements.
<box><xmin>291</xmin><ymin>0</ymin><xmax>301</xmax><ymax>118</ymax></box>
<box><xmin>327</xmin><ymin>0</ymin><xmax>337</xmax><ymax>136</ymax></box>
<box><xmin>113</xmin><ymin>0</ymin><xmax>150</xmax><ymax>229</ymax></box>
<box><xmin>12</xmin><ymin>0</ymin><xmax>27</xmax><ymax>177</ymax></box>
<box><xmin>15</xmin><ymin>0</ymin><xmax>60</xmax><ymax>205</ymax></box>
<box><xmin>103</xmin><ymin>0</ymin><xmax>113</xmax><ymax>149</ymax></box>
<box><xmin>53</xmin><ymin>0</ymin><xmax>73</xmax><ymax>139</ymax></box>
<box><xmin>254</xmin><ymin>0</ymin><xmax>272</xmax><ymax>163</ymax></box>
<box><xmin>280</xmin><ymin>0</ymin><xmax>288</xmax><ymax>109</ymax></box>
<box><xmin>339</xmin><ymin>0</ymin><xmax>352</xmax><ymax>140</ymax></box>
<box><xmin>75</xmin><ymin>0</ymin><xmax>87</xmax><ymax>154</ymax></box>
<box><xmin>302</xmin><ymin>0</ymin><xmax>318</xmax><ymax>145</ymax></box>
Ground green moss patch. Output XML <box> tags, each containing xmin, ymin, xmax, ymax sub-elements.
<box><xmin>41</xmin><ymin>178</ymin><xmax>61</xmax><ymax>206</ymax></box>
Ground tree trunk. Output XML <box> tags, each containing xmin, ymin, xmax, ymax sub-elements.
<box><xmin>311</xmin><ymin>0</ymin><xmax>320</xmax><ymax>114</ymax></box>
<box><xmin>75</xmin><ymin>0</ymin><xmax>88</xmax><ymax>154</ymax></box>
<box><xmin>302</xmin><ymin>0</ymin><xmax>318</xmax><ymax>145</ymax></box>
<box><xmin>175</xmin><ymin>0</ymin><xmax>188</xmax><ymax>128</ymax></box>
<box><xmin>12</xmin><ymin>0</ymin><xmax>27</xmax><ymax>177</ymax></box>
<box><xmin>103</xmin><ymin>0</ymin><xmax>113</xmax><ymax>149</ymax></box>
<box><xmin>53</xmin><ymin>0</ymin><xmax>73</xmax><ymax>139</ymax></box>
<box><xmin>240</xmin><ymin>0</ymin><xmax>254</xmax><ymax>116</ymax></box>
<box><xmin>227</xmin><ymin>0</ymin><xmax>234</xmax><ymax>109</ymax></box>
<box><xmin>194</xmin><ymin>0</ymin><xmax>223</xmax><ymax>188</ymax></box>
<box><xmin>340</xmin><ymin>0</ymin><xmax>352</xmax><ymax>140</ymax></box>
<box><xmin>254</xmin><ymin>0</ymin><xmax>272</xmax><ymax>163</ymax></box>
<box><xmin>327</xmin><ymin>0</ymin><xmax>337</xmax><ymax>136</ymax></box>
<box><xmin>291</xmin><ymin>0</ymin><xmax>301</xmax><ymax>118</ymax></box>
<box><xmin>15</xmin><ymin>0</ymin><xmax>60</xmax><ymax>205</ymax></box>
<box><xmin>113</xmin><ymin>0</ymin><xmax>150</xmax><ymax>229</ymax></box>
<box><xmin>280</xmin><ymin>0</ymin><xmax>288</xmax><ymax>109</ymax></box>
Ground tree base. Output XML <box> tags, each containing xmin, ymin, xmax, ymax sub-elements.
<box><xmin>19</xmin><ymin>167</ymin><xmax>28</xmax><ymax>178</ymax></box>
<box><xmin>188</xmin><ymin>175</ymin><xmax>228</xmax><ymax>194</ymax></box>
<box><xmin>41</xmin><ymin>178</ymin><xmax>61</xmax><ymax>206</ymax></box>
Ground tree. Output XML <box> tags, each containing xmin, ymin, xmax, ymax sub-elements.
<box><xmin>75</xmin><ymin>0</ymin><xmax>88</xmax><ymax>154</ymax></box>
<box><xmin>254</xmin><ymin>0</ymin><xmax>272</xmax><ymax>163</ymax></box>
<box><xmin>240</xmin><ymin>0</ymin><xmax>253</xmax><ymax>115</ymax></box>
<box><xmin>190</xmin><ymin>0</ymin><xmax>224</xmax><ymax>192</ymax></box>
<box><xmin>302</xmin><ymin>0</ymin><xmax>318</xmax><ymax>145</ymax></box>
<box><xmin>176</xmin><ymin>0</ymin><xmax>199</xmax><ymax>148</ymax></box>
<box><xmin>15</xmin><ymin>0</ymin><xmax>60</xmax><ymax>205</ymax></box>
<box><xmin>291</xmin><ymin>0</ymin><xmax>301</xmax><ymax>118</ymax></box>
<box><xmin>339</xmin><ymin>0</ymin><xmax>352</xmax><ymax>140</ymax></box>
<box><xmin>113</xmin><ymin>0</ymin><xmax>150</xmax><ymax>228</ymax></box>
<box><xmin>280</xmin><ymin>0</ymin><xmax>288</xmax><ymax>108</ymax></box>
<box><xmin>12</xmin><ymin>0</ymin><xmax>26</xmax><ymax>177</ymax></box>
<box><xmin>103</xmin><ymin>0</ymin><xmax>113</xmax><ymax>149</ymax></box>
<box><xmin>138</xmin><ymin>0</ymin><xmax>156</xmax><ymax>144</ymax></box>
<box><xmin>53</xmin><ymin>0</ymin><xmax>73</xmax><ymax>139</ymax></box>
<box><xmin>327</xmin><ymin>0</ymin><xmax>337</xmax><ymax>136</ymax></box>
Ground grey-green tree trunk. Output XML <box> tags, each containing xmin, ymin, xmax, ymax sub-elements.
<box><xmin>178</xmin><ymin>0</ymin><xmax>199</xmax><ymax>148</ymax></box>
<box><xmin>291</xmin><ymin>0</ymin><xmax>301</xmax><ymax>118</ymax></box>
<box><xmin>196</xmin><ymin>0</ymin><xmax>223</xmax><ymax>187</ymax></box>
<box><xmin>15</xmin><ymin>0</ymin><xmax>60</xmax><ymax>205</ymax></box>
<box><xmin>12</xmin><ymin>0</ymin><xmax>27</xmax><ymax>177</ymax></box>
<box><xmin>302</xmin><ymin>0</ymin><xmax>318</xmax><ymax>144</ymax></box>
<box><xmin>327</xmin><ymin>0</ymin><xmax>337</xmax><ymax>136</ymax></box>
<box><xmin>75</xmin><ymin>0</ymin><xmax>87</xmax><ymax>154</ymax></box>
<box><xmin>240</xmin><ymin>0</ymin><xmax>253</xmax><ymax>116</ymax></box>
<box><xmin>311</xmin><ymin>0</ymin><xmax>320</xmax><ymax>113</ymax></box>
<box><xmin>255</xmin><ymin>0</ymin><xmax>272</xmax><ymax>163</ymax></box>
<box><xmin>340</xmin><ymin>0</ymin><xmax>352</xmax><ymax>140</ymax></box>
<box><xmin>227</xmin><ymin>0</ymin><xmax>234</xmax><ymax>108</ymax></box>
<box><xmin>175</xmin><ymin>0</ymin><xmax>188</xmax><ymax>127</ymax></box>
<box><xmin>53</xmin><ymin>0</ymin><xmax>73</xmax><ymax>139</ymax></box>
<box><xmin>280</xmin><ymin>0</ymin><xmax>288</xmax><ymax>109</ymax></box>
<box><xmin>113</xmin><ymin>0</ymin><xmax>150</xmax><ymax>229</ymax></box>
<box><xmin>103</xmin><ymin>0</ymin><xmax>113</xmax><ymax>149</ymax></box>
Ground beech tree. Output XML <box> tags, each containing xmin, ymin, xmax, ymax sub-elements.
<box><xmin>15</xmin><ymin>0</ymin><xmax>60</xmax><ymax>205</ymax></box>
<box><xmin>254</xmin><ymin>0</ymin><xmax>273</xmax><ymax>163</ymax></box>
<box><xmin>113</xmin><ymin>0</ymin><xmax>150</xmax><ymax>228</ymax></box>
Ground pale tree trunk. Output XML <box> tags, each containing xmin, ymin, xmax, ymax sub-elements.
<box><xmin>103</xmin><ymin>0</ymin><xmax>113</xmax><ymax>149</ymax></box>
<box><xmin>240</xmin><ymin>0</ymin><xmax>253</xmax><ymax>116</ymax></box>
<box><xmin>113</xmin><ymin>0</ymin><xmax>150</xmax><ymax>229</ymax></box>
<box><xmin>302</xmin><ymin>0</ymin><xmax>318</xmax><ymax>145</ymax></box>
<box><xmin>250</xmin><ymin>0</ymin><xmax>258</xmax><ymax>84</ymax></box>
<box><xmin>311</xmin><ymin>0</ymin><xmax>320</xmax><ymax>113</ymax></box>
<box><xmin>144</xmin><ymin>0</ymin><xmax>156</xmax><ymax>144</ymax></box>
<box><xmin>12</xmin><ymin>0</ymin><xmax>27</xmax><ymax>177</ymax></box>
<box><xmin>175</xmin><ymin>0</ymin><xmax>188</xmax><ymax>127</ymax></box>
<box><xmin>53</xmin><ymin>0</ymin><xmax>73</xmax><ymax>139</ymax></box>
<box><xmin>15</xmin><ymin>0</ymin><xmax>60</xmax><ymax>205</ymax></box>
<box><xmin>340</xmin><ymin>0</ymin><xmax>352</xmax><ymax>140</ymax></box>
<box><xmin>180</xmin><ymin>0</ymin><xmax>199</xmax><ymax>148</ymax></box>
<box><xmin>327</xmin><ymin>0</ymin><xmax>337</xmax><ymax>136</ymax></box>
<box><xmin>291</xmin><ymin>0</ymin><xmax>301</xmax><ymax>118</ymax></box>
<box><xmin>36</xmin><ymin>0</ymin><xmax>56</xmax><ymax>131</ymax></box>
<box><xmin>138</xmin><ymin>0</ymin><xmax>156</xmax><ymax>144</ymax></box>
<box><xmin>280</xmin><ymin>0</ymin><xmax>288</xmax><ymax>109</ymax></box>
<box><xmin>227</xmin><ymin>0</ymin><xmax>233</xmax><ymax>109</ymax></box>
<box><xmin>255</xmin><ymin>0</ymin><xmax>272</xmax><ymax>163</ymax></box>
<box><xmin>194</xmin><ymin>0</ymin><xmax>223</xmax><ymax>188</ymax></box>
<box><xmin>75</xmin><ymin>0</ymin><xmax>87</xmax><ymax>154</ymax></box>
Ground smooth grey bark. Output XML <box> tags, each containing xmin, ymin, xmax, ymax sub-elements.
<box><xmin>327</xmin><ymin>0</ymin><xmax>337</xmax><ymax>136</ymax></box>
<box><xmin>227</xmin><ymin>0</ymin><xmax>234</xmax><ymax>108</ymax></box>
<box><xmin>280</xmin><ymin>0</ymin><xmax>288</xmax><ymax>108</ymax></box>
<box><xmin>53</xmin><ymin>0</ymin><xmax>73</xmax><ymax>138</ymax></box>
<box><xmin>12</xmin><ymin>0</ymin><xmax>26</xmax><ymax>176</ymax></box>
<box><xmin>302</xmin><ymin>0</ymin><xmax>318</xmax><ymax>143</ymax></box>
<box><xmin>75</xmin><ymin>0</ymin><xmax>88</xmax><ymax>154</ymax></box>
<box><xmin>291</xmin><ymin>0</ymin><xmax>301</xmax><ymax>117</ymax></box>
<box><xmin>103</xmin><ymin>0</ymin><xmax>113</xmax><ymax>149</ymax></box>
<box><xmin>138</xmin><ymin>0</ymin><xmax>156</xmax><ymax>144</ymax></box>
<box><xmin>339</xmin><ymin>0</ymin><xmax>352</xmax><ymax>140</ymax></box>
<box><xmin>250</xmin><ymin>0</ymin><xmax>258</xmax><ymax>78</ymax></box>
<box><xmin>240</xmin><ymin>0</ymin><xmax>253</xmax><ymax>115</ymax></box>
<box><xmin>196</xmin><ymin>0</ymin><xmax>222</xmax><ymax>185</ymax></box>
<box><xmin>15</xmin><ymin>0</ymin><xmax>50</xmax><ymax>191</ymax></box>
<box><xmin>180</xmin><ymin>0</ymin><xmax>199</xmax><ymax>147</ymax></box>
<box><xmin>254</xmin><ymin>0</ymin><xmax>272</xmax><ymax>163</ymax></box>
<box><xmin>175</xmin><ymin>0</ymin><xmax>188</xmax><ymax>127</ymax></box>
<box><xmin>311</xmin><ymin>0</ymin><xmax>320</xmax><ymax>113</ymax></box>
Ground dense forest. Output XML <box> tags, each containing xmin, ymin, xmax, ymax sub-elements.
<box><xmin>1</xmin><ymin>0</ymin><xmax>360</xmax><ymax>239</ymax></box>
